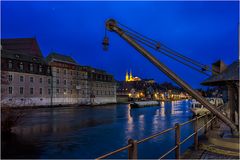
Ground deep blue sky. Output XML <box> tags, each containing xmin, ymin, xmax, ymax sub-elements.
<box><xmin>1</xmin><ymin>1</ymin><xmax>239</xmax><ymax>88</ymax></box>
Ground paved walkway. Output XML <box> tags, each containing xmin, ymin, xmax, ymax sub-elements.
<box><xmin>182</xmin><ymin>147</ymin><xmax>239</xmax><ymax>159</ymax></box>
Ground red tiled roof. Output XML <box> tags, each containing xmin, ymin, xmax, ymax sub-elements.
<box><xmin>1</xmin><ymin>38</ymin><xmax>43</xmax><ymax>58</ymax></box>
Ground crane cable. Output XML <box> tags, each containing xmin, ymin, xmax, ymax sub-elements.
<box><xmin>117</xmin><ymin>22</ymin><xmax>214</xmax><ymax>75</ymax></box>
<box><xmin>126</xmin><ymin>33</ymin><xmax>211</xmax><ymax>76</ymax></box>
<box><xmin>118</xmin><ymin>22</ymin><xmax>207</xmax><ymax>69</ymax></box>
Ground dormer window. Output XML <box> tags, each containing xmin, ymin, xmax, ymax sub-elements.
<box><xmin>19</xmin><ymin>62</ymin><xmax>24</xmax><ymax>71</ymax></box>
<box><xmin>8</xmin><ymin>60</ymin><xmax>12</xmax><ymax>69</ymax></box>
<box><xmin>30</xmin><ymin>63</ymin><xmax>33</xmax><ymax>72</ymax></box>
<box><xmin>39</xmin><ymin>65</ymin><xmax>42</xmax><ymax>73</ymax></box>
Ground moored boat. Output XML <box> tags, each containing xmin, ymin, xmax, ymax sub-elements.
<box><xmin>190</xmin><ymin>97</ymin><xmax>224</xmax><ymax>115</ymax></box>
<box><xmin>130</xmin><ymin>101</ymin><xmax>159</xmax><ymax>108</ymax></box>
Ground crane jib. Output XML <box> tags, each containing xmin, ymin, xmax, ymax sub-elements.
<box><xmin>105</xmin><ymin>18</ymin><xmax>239</xmax><ymax>135</ymax></box>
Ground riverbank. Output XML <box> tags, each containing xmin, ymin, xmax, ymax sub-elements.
<box><xmin>2</xmin><ymin>101</ymin><xmax>192</xmax><ymax>159</ymax></box>
<box><xmin>1</xmin><ymin>99</ymin><xmax>191</xmax><ymax>110</ymax></box>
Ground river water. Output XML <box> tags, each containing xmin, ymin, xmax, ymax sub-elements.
<box><xmin>2</xmin><ymin>100</ymin><xmax>195</xmax><ymax>159</ymax></box>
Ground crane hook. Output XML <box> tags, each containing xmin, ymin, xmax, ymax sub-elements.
<box><xmin>102</xmin><ymin>28</ymin><xmax>109</xmax><ymax>51</ymax></box>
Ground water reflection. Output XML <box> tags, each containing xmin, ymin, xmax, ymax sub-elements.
<box><xmin>3</xmin><ymin>100</ymin><xmax>193</xmax><ymax>159</ymax></box>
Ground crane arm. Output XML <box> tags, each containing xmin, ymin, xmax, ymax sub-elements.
<box><xmin>105</xmin><ymin>19</ymin><xmax>238</xmax><ymax>135</ymax></box>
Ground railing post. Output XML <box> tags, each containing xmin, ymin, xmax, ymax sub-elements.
<box><xmin>194</xmin><ymin>117</ymin><xmax>198</xmax><ymax>151</ymax></box>
<box><xmin>175</xmin><ymin>123</ymin><xmax>180</xmax><ymax>159</ymax></box>
<box><xmin>128</xmin><ymin>139</ymin><xmax>138</xmax><ymax>159</ymax></box>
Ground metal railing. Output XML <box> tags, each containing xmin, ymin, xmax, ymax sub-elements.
<box><xmin>95</xmin><ymin>112</ymin><xmax>218</xmax><ymax>160</ymax></box>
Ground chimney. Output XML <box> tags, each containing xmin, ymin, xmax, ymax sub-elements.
<box><xmin>212</xmin><ymin>60</ymin><xmax>227</xmax><ymax>75</ymax></box>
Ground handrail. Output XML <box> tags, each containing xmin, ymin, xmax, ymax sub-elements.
<box><xmin>137</xmin><ymin>126</ymin><xmax>176</xmax><ymax>144</ymax></box>
<box><xmin>159</xmin><ymin>145</ymin><xmax>178</xmax><ymax>159</ymax></box>
<box><xmin>96</xmin><ymin>113</ymin><xmax>217</xmax><ymax>160</ymax></box>
<box><xmin>96</xmin><ymin>144</ymin><xmax>132</xmax><ymax>160</ymax></box>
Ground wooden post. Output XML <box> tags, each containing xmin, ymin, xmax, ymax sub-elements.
<box><xmin>204</xmin><ymin>115</ymin><xmax>208</xmax><ymax>134</ymax></box>
<box><xmin>210</xmin><ymin>114</ymin><xmax>214</xmax><ymax>130</ymax></box>
<box><xmin>175</xmin><ymin>123</ymin><xmax>180</xmax><ymax>159</ymax></box>
<box><xmin>194</xmin><ymin>117</ymin><xmax>198</xmax><ymax>151</ymax></box>
<box><xmin>128</xmin><ymin>139</ymin><xmax>138</xmax><ymax>159</ymax></box>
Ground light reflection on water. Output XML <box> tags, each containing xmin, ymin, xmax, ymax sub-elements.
<box><xmin>3</xmin><ymin>100</ymin><xmax>193</xmax><ymax>159</ymax></box>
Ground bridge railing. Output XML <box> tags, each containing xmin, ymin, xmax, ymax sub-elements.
<box><xmin>96</xmin><ymin>109</ymin><xmax>220</xmax><ymax>159</ymax></box>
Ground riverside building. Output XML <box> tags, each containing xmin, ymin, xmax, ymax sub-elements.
<box><xmin>1</xmin><ymin>38</ymin><xmax>52</xmax><ymax>107</ymax></box>
<box><xmin>1</xmin><ymin>38</ymin><xmax>116</xmax><ymax>107</ymax></box>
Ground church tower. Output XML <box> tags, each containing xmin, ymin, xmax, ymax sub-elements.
<box><xmin>125</xmin><ymin>71</ymin><xmax>129</xmax><ymax>81</ymax></box>
<box><xmin>129</xmin><ymin>70</ymin><xmax>133</xmax><ymax>81</ymax></box>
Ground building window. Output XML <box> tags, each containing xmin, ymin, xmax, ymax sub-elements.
<box><xmin>39</xmin><ymin>65</ymin><xmax>42</xmax><ymax>73</ymax></box>
<box><xmin>20</xmin><ymin>62</ymin><xmax>24</xmax><ymax>71</ymax></box>
<box><xmin>20</xmin><ymin>87</ymin><xmax>24</xmax><ymax>95</ymax></box>
<box><xmin>64</xmin><ymin>70</ymin><xmax>66</xmax><ymax>75</ymax></box>
<box><xmin>8</xmin><ymin>75</ymin><xmax>13</xmax><ymax>82</ymax></box>
<box><xmin>64</xmin><ymin>89</ymin><xmax>67</xmax><ymax>94</ymax></box>
<box><xmin>57</xmin><ymin>79</ymin><xmax>60</xmax><ymax>84</ymax></box>
<box><xmin>70</xmin><ymin>81</ymin><xmax>72</xmax><ymax>85</ymax></box>
<box><xmin>39</xmin><ymin>78</ymin><xmax>42</xmax><ymax>83</ymax></box>
<box><xmin>30</xmin><ymin>63</ymin><xmax>33</xmax><ymax>72</ymax></box>
<box><xmin>56</xmin><ymin>89</ymin><xmax>59</xmax><ymax>94</ymax></box>
<box><xmin>70</xmin><ymin>90</ymin><xmax>72</xmax><ymax>94</ymax></box>
<box><xmin>64</xmin><ymin>80</ymin><xmax>67</xmax><ymax>85</ymax></box>
<box><xmin>30</xmin><ymin>77</ymin><xmax>34</xmax><ymax>83</ymax></box>
<box><xmin>30</xmin><ymin>88</ymin><xmax>33</xmax><ymax>95</ymax></box>
<box><xmin>20</xmin><ymin>76</ymin><xmax>24</xmax><ymax>82</ymax></box>
<box><xmin>40</xmin><ymin>88</ymin><xmax>42</xmax><ymax>95</ymax></box>
<box><xmin>8</xmin><ymin>87</ymin><xmax>13</xmax><ymax>94</ymax></box>
<box><xmin>70</xmin><ymin>71</ymin><xmax>72</xmax><ymax>75</ymax></box>
<box><xmin>8</xmin><ymin>60</ymin><xmax>12</xmax><ymax>69</ymax></box>
<box><xmin>57</xmin><ymin>69</ymin><xmax>60</xmax><ymax>73</ymax></box>
<box><xmin>47</xmin><ymin>67</ymin><xmax>51</xmax><ymax>74</ymax></box>
<box><xmin>48</xmin><ymin>89</ymin><xmax>51</xmax><ymax>95</ymax></box>
<box><xmin>48</xmin><ymin>79</ymin><xmax>51</xmax><ymax>84</ymax></box>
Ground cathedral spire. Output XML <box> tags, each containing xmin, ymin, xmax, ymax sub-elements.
<box><xmin>125</xmin><ymin>70</ymin><xmax>129</xmax><ymax>81</ymax></box>
<box><xmin>129</xmin><ymin>69</ymin><xmax>133</xmax><ymax>80</ymax></box>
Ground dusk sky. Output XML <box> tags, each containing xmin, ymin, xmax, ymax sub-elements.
<box><xmin>1</xmin><ymin>1</ymin><xmax>239</xmax><ymax>88</ymax></box>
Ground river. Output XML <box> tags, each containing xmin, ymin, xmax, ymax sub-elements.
<box><xmin>2</xmin><ymin>100</ymin><xmax>195</xmax><ymax>159</ymax></box>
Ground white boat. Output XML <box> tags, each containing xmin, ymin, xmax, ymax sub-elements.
<box><xmin>130</xmin><ymin>101</ymin><xmax>159</xmax><ymax>108</ymax></box>
<box><xmin>190</xmin><ymin>97</ymin><xmax>224</xmax><ymax>115</ymax></box>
